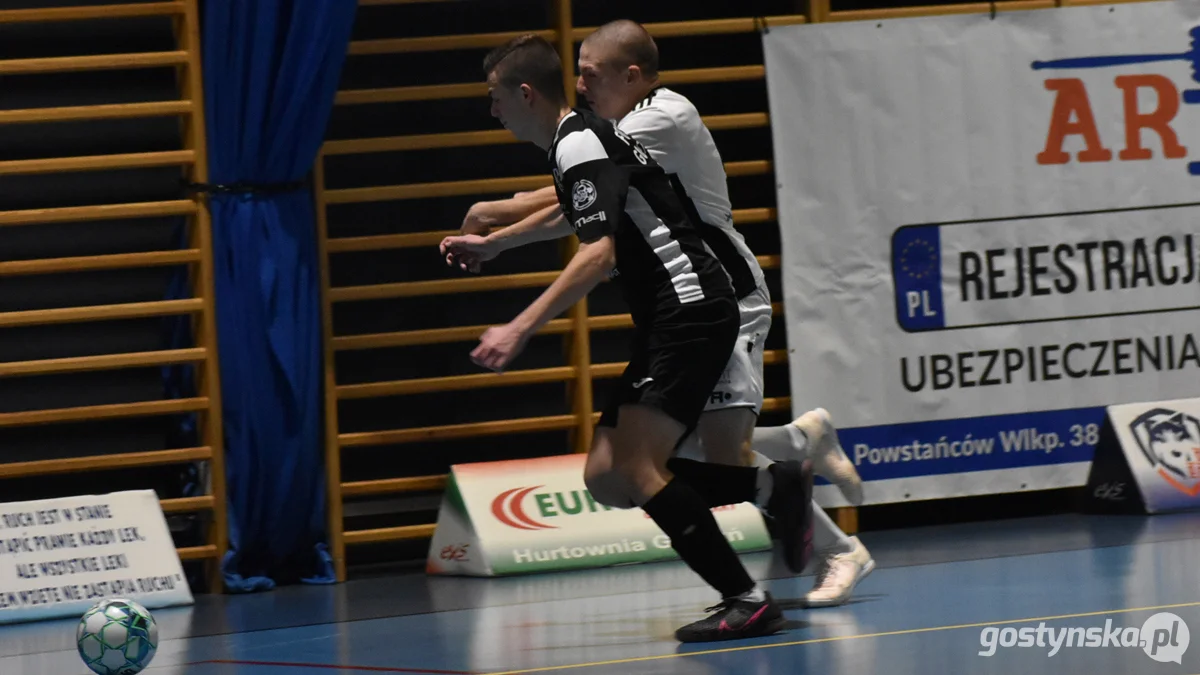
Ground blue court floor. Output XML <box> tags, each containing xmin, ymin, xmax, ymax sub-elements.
<box><xmin>3</xmin><ymin>512</ymin><xmax>1198</xmax><ymax>675</ymax></box>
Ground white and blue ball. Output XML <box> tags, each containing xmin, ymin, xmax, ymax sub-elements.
<box><xmin>76</xmin><ymin>598</ymin><xmax>158</xmax><ymax>675</ymax></box>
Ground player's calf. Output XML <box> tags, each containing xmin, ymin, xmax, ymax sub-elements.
<box><xmin>665</xmin><ymin>454</ymin><xmax>815</xmax><ymax>574</ymax></box>
<box><xmin>600</xmin><ymin>404</ymin><xmax>781</xmax><ymax>639</ymax></box>
<box><xmin>666</xmin><ymin>408</ymin><xmax>770</xmax><ymax>507</ymax></box>
<box><xmin>765</xmin><ymin>459</ymin><xmax>816</xmax><ymax>573</ymax></box>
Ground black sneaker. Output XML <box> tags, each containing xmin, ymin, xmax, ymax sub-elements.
<box><xmin>765</xmin><ymin>459</ymin><xmax>815</xmax><ymax>573</ymax></box>
<box><xmin>675</xmin><ymin>592</ymin><xmax>786</xmax><ymax>643</ymax></box>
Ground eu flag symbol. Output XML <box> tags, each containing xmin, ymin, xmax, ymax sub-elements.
<box><xmin>892</xmin><ymin>225</ymin><xmax>945</xmax><ymax>331</ymax></box>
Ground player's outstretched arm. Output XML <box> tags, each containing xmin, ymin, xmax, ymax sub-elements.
<box><xmin>485</xmin><ymin>202</ymin><xmax>570</xmax><ymax>252</ymax></box>
<box><xmin>471</xmin><ymin>235</ymin><xmax>614</xmax><ymax>372</ymax></box>
<box><xmin>469</xmin><ymin>124</ymin><xmax>629</xmax><ymax>369</ymax></box>
<box><xmin>461</xmin><ymin>186</ymin><xmax>560</xmax><ymax>235</ymax></box>
<box><xmin>440</xmin><ymin>202</ymin><xmax>568</xmax><ymax>273</ymax></box>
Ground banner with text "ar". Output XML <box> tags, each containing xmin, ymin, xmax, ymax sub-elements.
<box><xmin>765</xmin><ymin>0</ymin><xmax>1200</xmax><ymax>506</ymax></box>
<box><xmin>425</xmin><ymin>454</ymin><xmax>772</xmax><ymax>577</ymax></box>
<box><xmin>0</xmin><ymin>490</ymin><xmax>193</xmax><ymax>624</ymax></box>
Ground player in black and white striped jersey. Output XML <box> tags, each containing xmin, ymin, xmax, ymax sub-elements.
<box><xmin>548</xmin><ymin>108</ymin><xmax>729</xmax><ymax>322</ymax></box>
<box><xmin>441</xmin><ymin>33</ymin><xmax>813</xmax><ymax>643</ymax></box>
<box><xmin>446</xmin><ymin>21</ymin><xmax>874</xmax><ymax>608</ymax></box>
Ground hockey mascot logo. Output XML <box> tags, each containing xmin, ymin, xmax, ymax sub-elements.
<box><xmin>1130</xmin><ymin>408</ymin><xmax>1200</xmax><ymax>496</ymax></box>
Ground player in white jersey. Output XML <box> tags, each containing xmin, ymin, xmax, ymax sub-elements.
<box><xmin>444</xmin><ymin>21</ymin><xmax>874</xmax><ymax>606</ymax></box>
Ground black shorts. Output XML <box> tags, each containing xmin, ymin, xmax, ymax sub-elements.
<box><xmin>597</xmin><ymin>295</ymin><xmax>740</xmax><ymax>433</ymax></box>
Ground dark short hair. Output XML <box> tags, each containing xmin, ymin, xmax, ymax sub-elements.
<box><xmin>483</xmin><ymin>34</ymin><xmax>567</xmax><ymax>105</ymax></box>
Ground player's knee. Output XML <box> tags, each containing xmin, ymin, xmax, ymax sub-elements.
<box><xmin>697</xmin><ymin>409</ymin><xmax>756</xmax><ymax>466</ymax></box>
<box><xmin>583</xmin><ymin>466</ymin><xmax>629</xmax><ymax>508</ymax></box>
<box><xmin>739</xmin><ymin>436</ymin><xmax>756</xmax><ymax>467</ymax></box>
<box><xmin>584</xmin><ymin>430</ymin><xmax>626</xmax><ymax>507</ymax></box>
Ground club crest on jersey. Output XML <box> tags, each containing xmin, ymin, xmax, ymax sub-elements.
<box><xmin>572</xmin><ymin>179</ymin><xmax>597</xmax><ymax>211</ymax></box>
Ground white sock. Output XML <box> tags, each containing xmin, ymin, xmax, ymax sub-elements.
<box><xmin>811</xmin><ymin>504</ymin><xmax>854</xmax><ymax>557</ymax></box>
<box><xmin>751</xmin><ymin>424</ymin><xmax>809</xmax><ymax>463</ymax></box>
<box><xmin>751</xmin><ymin>451</ymin><xmax>773</xmax><ymax>507</ymax></box>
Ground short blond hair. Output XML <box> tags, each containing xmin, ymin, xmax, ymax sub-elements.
<box><xmin>584</xmin><ymin>19</ymin><xmax>659</xmax><ymax>78</ymax></box>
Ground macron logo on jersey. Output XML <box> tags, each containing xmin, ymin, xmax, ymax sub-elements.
<box><xmin>573</xmin><ymin>211</ymin><xmax>606</xmax><ymax>231</ymax></box>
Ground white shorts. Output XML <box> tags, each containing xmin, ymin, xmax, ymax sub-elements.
<box><xmin>703</xmin><ymin>284</ymin><xmax>772</xmax><ymax>415</ymax></box>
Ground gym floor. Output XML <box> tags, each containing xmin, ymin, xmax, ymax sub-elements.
<box><xmin>3</xmin><ymin>512</ymin><xmax>1197</xmax><ymax>675</ymax></box>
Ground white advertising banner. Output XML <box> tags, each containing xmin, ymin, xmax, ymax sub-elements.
<box><xmin>763</xmin><ymin>0</ymin><xmax>1200</xmax><ymax>505</ymax></box>
<box><xmin>0</xmin><ymin>490</ymin><xmax>193</xmax><ymax>624</ymax></box>
<box><xmin>426</xmin><ymin>454</ymin><xmax>772</xmax><ymax>576</ymax></box>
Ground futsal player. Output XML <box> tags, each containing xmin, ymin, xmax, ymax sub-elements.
<box><xmin>453</xmin><ymin>34</ymin><xmax>815</xmax><ymax>642</ymax></box>
<box><xmin>444</xmin><ymin>21</ymin><xmax>874</xmax><ymax>607</ymax></box>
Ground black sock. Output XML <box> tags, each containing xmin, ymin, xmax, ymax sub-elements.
<box><xmin>666</xmin><ymin>457</ymin><xmax>758</xmax><ymax>507</ymax></box>
<box><xmin>641</xmin><ymin>477</ymin><xmax>755</xmax><ymax>599</ymax></box>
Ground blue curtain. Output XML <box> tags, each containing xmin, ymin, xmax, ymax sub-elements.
<box><xmin>196</xmin><ymin>0</ymin><xmax>357</xmax><ymax>592</ymax></box>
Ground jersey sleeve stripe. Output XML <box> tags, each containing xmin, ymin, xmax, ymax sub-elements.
<box><xmin>554</xmin><ymin>129</ymin><xmax>609</xmax><ymax>173</ymax></box>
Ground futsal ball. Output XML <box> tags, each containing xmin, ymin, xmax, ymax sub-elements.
<box><xmin>76</xmin><ymin>598</ymin><xmax>158</xmax><ymax>675</ymax></box>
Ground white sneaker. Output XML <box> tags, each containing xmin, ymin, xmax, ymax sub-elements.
<box><xmin>803</xmin><ymin>536</ymin><xmax>875</xmax><ymax>607</ymax></box>
<box><xmin>793</xmin><ymin>408</ymin><xmax>863</xmax><ymax>505</ymax></box>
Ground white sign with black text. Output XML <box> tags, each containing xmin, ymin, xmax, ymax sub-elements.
<box><xmin>0</xmin><ymin>490</ymin><xmax>193</xmax><ymax>624</ymax></box>
<box><xmin>764</xmin><ymin>0</ymin><xmax>1200</xmax><ymax>505</ymax></box>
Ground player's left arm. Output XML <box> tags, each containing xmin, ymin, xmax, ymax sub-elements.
<box><xmin>470</xmin><ymin>129</ymin><xmax>626</xmax><ymax>372</ymax></box>
<box><xmin>460</xmin><ymin>186</ymin><xmax>561</xmax><ymax>235</ymax></box>
<box><xmin>515</xmin><ymin>234</ymin><xmax>614</xmax><ymax>326</ymax></box>
<box><xmin>471</xmin><ymin>235</ymin><xmax>614</xmax><ymax>372</ymax></box>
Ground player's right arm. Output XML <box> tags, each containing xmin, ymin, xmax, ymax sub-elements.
<box><xmin>460</xmin><ymin>186</ymin><xmax>560</xmax><ymax>235</ymax></box>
